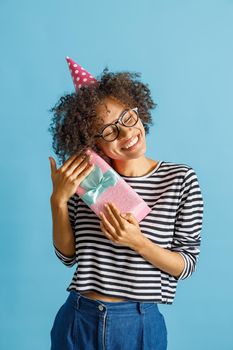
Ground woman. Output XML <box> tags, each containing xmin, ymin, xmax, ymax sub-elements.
<box><xmin>48</xmin><ymin>62</ymin><xmax>204</xmax><ymax>350</ymax></box>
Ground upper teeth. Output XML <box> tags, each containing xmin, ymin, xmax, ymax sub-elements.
<box><xmin>123</xmin><ymin>135</ymin><xmax>139</xmax><ymax>149</ymax></box>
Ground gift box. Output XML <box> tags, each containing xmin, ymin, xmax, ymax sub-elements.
<box><xmin>75</xmin><ymin>149</ymin><xmax>151</xmax><ymax>222</ymax></box>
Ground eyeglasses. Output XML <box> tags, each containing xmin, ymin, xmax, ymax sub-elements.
<box><xmin>95</xmin><ymin>107</ymin><xmax>139</xmax><ymax>142</ymax></box>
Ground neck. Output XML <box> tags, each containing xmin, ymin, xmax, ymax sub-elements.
<box><xmin>112</xmin><ymin>155</ymin><xmax>157</xmax><ymax>177</ymax></box>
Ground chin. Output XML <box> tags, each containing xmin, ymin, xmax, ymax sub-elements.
<box><xmin>128</xmin><ymin>150</ymin><xmax>146</xmax><ymax>159</ymax></box>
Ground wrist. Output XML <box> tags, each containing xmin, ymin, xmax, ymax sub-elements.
<box><xmin>50</xmin><ymin>194</ymin><xmax>67</xmax><ymax>208</ymax></box>
<box><xmin>131</xmin><ymin>234</ymin><xmax>149</xmax><ymax>253</ymax></box>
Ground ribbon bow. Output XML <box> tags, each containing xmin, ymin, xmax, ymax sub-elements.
<box><xmin>80</xmin><ymin>165</ymin><xmax>119</xmax><ymax>206</ymax></box>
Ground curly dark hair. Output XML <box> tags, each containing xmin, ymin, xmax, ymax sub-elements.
<box><xmin>48</xmin><ymin>67</ymin><xmax>157</xmax><ymax>166</ymax></box>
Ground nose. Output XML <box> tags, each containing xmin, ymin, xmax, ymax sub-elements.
<box><xmin>117</xmin><ymin>124</ymin><xmax>133</xmax><ymax>139</ymax></box>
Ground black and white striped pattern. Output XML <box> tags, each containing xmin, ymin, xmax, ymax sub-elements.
<box><xmin>53</xmin><ymin>160</ymin><xmax>204</xmax><ymax>304</ymax></box>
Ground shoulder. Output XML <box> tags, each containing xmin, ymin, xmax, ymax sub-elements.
<box><xmin>160</xmin><ymin>160</ymin><xmax>193</xmax><ymax>176</ymax></box>
<box><xmin>159</xmin><ymin>160</ymin><xmax>200</xmax><ymax>186</ymax></box>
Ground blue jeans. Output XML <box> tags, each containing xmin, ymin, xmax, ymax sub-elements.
<box><xmin>50</xmin><ymin>290</ymin><xmax>168</xmax><ymax>350</ymax></box>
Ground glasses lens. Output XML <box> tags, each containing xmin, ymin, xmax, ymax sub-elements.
<box><xmin>122</xmin><ymin>109</ymin><xmax>138</xmax><ymax>127</ymax></box>
<box><xmin>101</xmin><ymin>109</ymin><xmax>139</xmax><ymax>142</ymax></box>
<box><xmin>102</xmin><ymin>124</ymin><xmax>118</xmax><ymax>141</ymax></box>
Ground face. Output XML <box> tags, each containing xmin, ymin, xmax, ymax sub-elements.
<box><xmin>95</xmin><ymin>96</ymin><xmax>147</xmax><ymax>161</ymax></box>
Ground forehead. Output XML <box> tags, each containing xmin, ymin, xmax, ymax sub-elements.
<box><xmin>96</xmin><ymin>97</ymin><xmax>127</xmax><ymax>124</ymax></box>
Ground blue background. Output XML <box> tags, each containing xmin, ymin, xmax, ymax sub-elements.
<box><xmin>1</xmin><ymin>0</ymin><xmax>232</xmax><ymax>349</ymax></box>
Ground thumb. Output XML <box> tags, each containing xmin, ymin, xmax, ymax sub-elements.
<box><xmin>48</xmin><ymin>157</ymin><xmax>57</xmax><ymax>173</ymax></box>
<box><xmin>121</xmin><ymin>212</ymin><xmax>138</xmax><ymax>224</ymax></box>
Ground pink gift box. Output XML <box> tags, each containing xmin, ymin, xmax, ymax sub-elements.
<box><xmin>75</xmin><ymin>149</ymin><xmax>151</xmax><ymax>223</ymax></box>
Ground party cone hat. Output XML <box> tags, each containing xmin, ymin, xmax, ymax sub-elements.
<box><xmin>66</xmin><ymin>56</ymin><xmax>98</xmax><ymax>91</ymax></box>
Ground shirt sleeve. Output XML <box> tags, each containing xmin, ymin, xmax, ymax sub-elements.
<box><xmin>171</xmin><ymin>167</ymin><xmax>204</xmax><ymax>280</ymax></box>
<box><xmin>53</xmin><ymin>193</ymin><xmax>79</xmax><ymax>267</ymax></box>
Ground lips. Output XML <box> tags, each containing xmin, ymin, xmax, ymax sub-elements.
<box><xmin>121</xmin><ymin>133</ymin><xmax>140</xmax><ymax>150</ymax></box>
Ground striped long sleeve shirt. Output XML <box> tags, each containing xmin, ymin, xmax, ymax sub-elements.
<box><xmin>53</xmin><ymin>160</ymin><xmax>204</xmax><ymax>304</ymax></box>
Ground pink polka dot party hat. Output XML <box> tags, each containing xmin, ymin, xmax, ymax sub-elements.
<box><xmin>66</xmin><ymin>56</ymin><xmax>98</xmax><ymax>91</ymax></box>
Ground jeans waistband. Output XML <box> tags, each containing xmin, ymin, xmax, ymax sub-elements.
<box><xmin>66</xmin><ymin>290</ymin><xmax>159</xmax><ymax>316</ymax></box>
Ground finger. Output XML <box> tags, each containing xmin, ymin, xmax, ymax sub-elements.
<box><xmin>63</xmin><ymin>153</ymin><xmax>79</xmax><ymax>169</ymax></box>
<box><xmin>100</xmin><ymin>221</ymin><xmax>114</xmax><ymax>241</ymax></box>
<box><xmin>75</xmin><ymin>163</ymin><xmax>94</xmax><ymax>182</ymax></box>
<box><xmin>121</xmin><ymin>212</ymin><xmax>138</xmax><ymax>225</ymax></box>
<box><xmin>99</xmin><ymin>212</ymin><xmax>117</xmax><ymax>239</ymax></box>
<box><xmin>73</xmin><ymin>159</ymin><xmax>94</xmax><ymax>179</ymax></box>
<box><xmin>104</xmin><ymin>203</ymin><xmax>122</xmax><ymax>229</ymax></box>
<box><xmin>49</xmin><ymin>157</ymin><xmax>57</xmax><ymax>174</ymax></box>
<box><xmin>64</xmin><ymin>153</ymin><xmax>91</xmax><ymax>177</ymax></box>
<box><xmin>107</xmin><ymin>202</ymin><xmax>125</xmax><ymax>229</ymax></box>
<box><xmin>62</xmin><ymin>152</ymin><xmax>86</xmax><ymax>172</ymax></box>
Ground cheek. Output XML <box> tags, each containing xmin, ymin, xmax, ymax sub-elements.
<box><xmin>96</xmin><ymin>140</ymin><xmax>116</xmax><ymax>156</ymax></box>
<box><xmin>139</xmin><ymin>120</ymin><xmax>145</xmax><ymax>133</ymax></box>
<box><xmin>134</xmin><ymin>123</ymin><xmax>145</xmax><ymax>140</ymax></box>
<box><xmin>102</xmin><ymin>144</ymin><xmax>117</xmax><ymax>157</ymax></box>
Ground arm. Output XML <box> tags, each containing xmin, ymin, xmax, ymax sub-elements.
<box><xmin>134</xmin><ymin>167</ymin><xmax>204</xmax><ymax>280</ymax></box>
<box><xmin>50</xmin><ymin>194</ymin><xmax>77</xmax><ymax>267</ymax></box>
<box><xmin>134</xmin><ymin>237</ymin><xmax>186</xmax><ymax>279</ymax></box>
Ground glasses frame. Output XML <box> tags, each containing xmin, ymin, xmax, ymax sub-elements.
<box><xmin>95</xmin><ymin>107</ymin><xmax>139</xmax><ymax>142</ymax></box>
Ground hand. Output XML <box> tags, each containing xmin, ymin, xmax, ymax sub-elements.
<box><xmin>49</xmin><ymin>152</ymin><xmax>94</xmax><ymax>205</ymax></box>
<box><xmin>99</xmin><ymin>202</ymin><xmax>145</xmax><ymax>251</ymax></box>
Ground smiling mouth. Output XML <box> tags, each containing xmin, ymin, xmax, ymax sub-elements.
<box><xmin>121</xmin><ymin>133</ymin><xmax>141</xmax><ymax>150</ymax></box>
